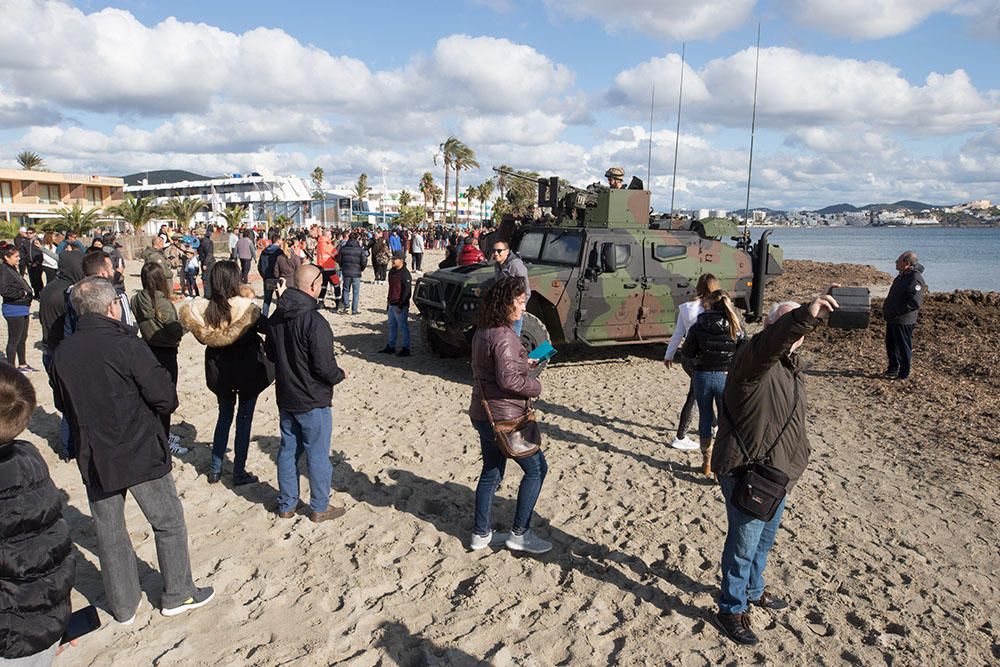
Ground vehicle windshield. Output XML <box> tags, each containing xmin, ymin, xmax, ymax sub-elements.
<box><xmin>515</xmin><ymin>229</ymin><xmax>583</xmax><ymax>266</ymax></box>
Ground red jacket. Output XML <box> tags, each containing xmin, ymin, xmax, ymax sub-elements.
<box><xmin>316</xmin><ymin>237</ymin><xmax>337</xmax><ymax>271</ymax></box>
<box><xmin>458</xmin><ymin>244</ymin><xmax>485</xmax><ymax>266</ymax></box>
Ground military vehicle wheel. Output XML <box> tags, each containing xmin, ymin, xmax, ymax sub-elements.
<box><xmin>421</xmin><ymin>318</ymin><xmax>464</xmax><ymax>358</ymax></box>
<box><xmin>518</xmin><ymin>313</ymin><xmax>548</xmax><ymax>354</ymax></box>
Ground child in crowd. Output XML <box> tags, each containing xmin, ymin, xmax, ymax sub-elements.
<box><xmin>182</xmin><ymin>244</ymin><xmax>201</xmax><ymax>298</ymax></box>
<box><xmin>0</xmin><ymin>363</ymin><xmax>76</xmax><ymax>664</ymax></box>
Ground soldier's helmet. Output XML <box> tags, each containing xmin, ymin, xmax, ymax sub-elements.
<box><xmin>604</xmin><ymin>167</ymin><xmax>625</xmax><ymax>179</ymax></box>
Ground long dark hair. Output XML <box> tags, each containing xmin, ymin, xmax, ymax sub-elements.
<box><xmin>705</xmin><ymin>289</ymin><xmax>743</xmax><ymax>341</ymax></box>
<box><xmin>140</xmin><ymin>263</ymin><xmax>171</xmax><ymax>316</ymax></box>
<box><xmin>205</xmin><ymin>260</ymin><xmax>241</xmax><ymax>328</ymax></box>
<box><xmin>475</xmin><ymin>277</ymin><xmax>527</xmax><ymax>329</ymax></box>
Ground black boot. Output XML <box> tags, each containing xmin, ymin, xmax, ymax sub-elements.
<box><xmin>716</xmin><ymin>612</ymin><xmax>759</xmax><ymax>645</ymax></box>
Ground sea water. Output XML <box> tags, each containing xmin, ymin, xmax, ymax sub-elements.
<box><xmin>758</xmin><ymin>226</ymin><xmax>1000</xmax><ymax>292</ymax></box>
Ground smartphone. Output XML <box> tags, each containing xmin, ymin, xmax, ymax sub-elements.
<box><xmin>61</xmin><ymin>606</ymin><xmax>102</xmax><ymax>645</ymax></box>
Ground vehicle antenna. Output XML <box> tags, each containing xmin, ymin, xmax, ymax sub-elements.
<box><xmin>670</xmin><ymin>42</ymin><xmax>685</xmax><ymax>215</ymax></box>
<box><xmin>743</xmin><ymin>25</ymin><xmax>761</xmax><ymax>245</ymax></box>
<box><xmin>646</xmin><ymin>83</ymin><xmax>655</xmax><ymax>192</ymax></box>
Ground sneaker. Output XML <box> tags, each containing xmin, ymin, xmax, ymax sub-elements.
<box><xmin>115</xmin><ymin>599</ymin><xmax>142</xmax><ymax>626</ymax></box>
<box><xmin>161</xmin><ymin>587</ymin><xmax>215</xmax><ymax>617</ymax></box>
<box><xmin>232</xmin><ymin>471</ymin><xmax>259</xmax><ymax>486</ymax></box>
<box><xmin>17</xmin><ymin>365</ymin><xmax>38</xmax><ymax>373</ymax></box>
<box><xmin>168</xmin><ymin>433</ymin><xmax>181</xmax><ymax>445</ymax></box>
<box><xmin>169</xmin><ymin>442</ymin><xmax>189</xmax><ymax>456</ymax></box>
<box><xmin>505</xmin><ymin>529</ymin><xmax>551</xmax><ymax>554</ymax></box>
<box><xmin>716</xmin><ymin>611</ymin><xmax>759</xmax><ymax>645</ymax></box>
<box><xmin>749</xmin><ymin>588</ymin><xmax>789</xmax><ymax>610</ymax></box>
<box><xmin>396</xmin><ymin>347</ymin><xmax>410</xmax><ymax>357</ymax></box>
<box><xmin>470</xmin><ymin>531</ymin><xmax>493</xmax><ymax>551</ymax></box>
<box><xmin>309</xmin><ymin>505</ymin><xmax>346</xmax><ymax>523</ymax></box>
<box><xmin>207</xmin><ymin>471</ymin><xmax>221</xmax><ymax>484</ymax></box>
<box><xmin>670</xmin><ymin>436</ymin><xmax>700</xmax><ymax>451</ymax></box>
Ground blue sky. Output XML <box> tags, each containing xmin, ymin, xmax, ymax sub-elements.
<box><xmin>2</xmin><ymin>0</ymin><xmax>999</xmax><ymax>210</ymax></box>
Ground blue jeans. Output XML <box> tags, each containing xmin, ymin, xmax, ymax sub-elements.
<box><xmin>693</xmin><ymin>370</ymin><xmax>727</xmax><ymax>439</ymax></box>
<box><xmin>387</xmin><ymin>305</ymin><xmax>410</xmax><ymax>349</ymax></box>
<box><xmin>277</xmin><ymin>407</ymin><xmax>333</xmax><ymax>513</ymax></box>
<box><xmin>42</xmin><ymin>351</ymin><xmax>74</xmax><ymax>460</ymax></box>
<box><xmin>342</xmin><ymin>275</ymin><xmax>361</xmax><ymax>313</ymax></box>
<box><xmin>471</xmin><ymin>418</ymin><xmax>548</xmax><ymax>536</ymax></box>
<box><xmin>211</xmin><ymin>391</ymin><xmax>258</xmax><ymax>475</ymax></box>
<box><xmin>718</xmin><ymin>474</ymin><xmax>787</xmax><ymax>614</ymax></box>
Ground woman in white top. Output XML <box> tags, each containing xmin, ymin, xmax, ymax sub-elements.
<box><xmin>663</xmin><ymin>273</ymin><xmax>721</xmax><ymax>450</ymax></box>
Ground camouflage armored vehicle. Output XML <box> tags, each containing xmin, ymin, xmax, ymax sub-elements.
<box><xmin>414</xmin><ymin>174</ymin><xmax>783</xmax><ymax>355</ymax></box>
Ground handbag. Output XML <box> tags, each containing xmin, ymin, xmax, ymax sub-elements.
<box><xmin>474</xmin><ymin>373</ymin><xmax>541</xmax><ymax>459</ymax></box>
<box><xmin>722</xmin><ymin>379</ymin><xmax>798</xmax><ymax>522</ymax></box>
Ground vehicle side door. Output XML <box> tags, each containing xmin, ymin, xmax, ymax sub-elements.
<box><xmin>639</xmin><ymin>232</ymin><xmax>699</xmax><ymax>340</ymax></box>
<box><xmin>574</xmin><ymin>232</ymin><xmax>644</xmax><ymax>343</ymax></box>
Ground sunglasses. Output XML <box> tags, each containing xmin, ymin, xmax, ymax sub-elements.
<box><xmin>491</xmin><ymin>248</ymin><xmax>507</xmax><ymax>254</ymax></box>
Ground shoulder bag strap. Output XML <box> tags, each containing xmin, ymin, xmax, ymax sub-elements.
<box><xmin>473</xmin><ymin>369</ymin><xmax>497</xmax><ymax>428</ymax></box>
<box><xmin>722</xmin><ymin>375</ymin><xmax>799</xmax><ymax>464</ymax></box>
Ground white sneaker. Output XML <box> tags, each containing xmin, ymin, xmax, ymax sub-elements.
<box><xmin>711</xmin><ymin>425</ymin><xmax>718</xmax><ymax>438</ymax></box>
<box><xmin>470</xmin><ymin>531</ymin><xmax>493</xmax><ymax>550</ymax></box>
<box><xmin>116</xmin><ymin>599</ymin><xmax>141</xmax><ymax>626</ymax></box>
<box><xmin>169</xmin><ymin>442</ymin><xmax>189</xmax><ymax>455</ymax></box>
<box><xmin>505</xmin><ymin>530</ymin><xmax>551</xmax><ymax>554</ymax></box>
<box><xmin>671</xmin><ymin>436</ymin><xmax>700</xmax><ymax>451</ymax></box>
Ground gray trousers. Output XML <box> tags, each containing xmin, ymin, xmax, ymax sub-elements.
<box><xmin>86</xmin><ymin>473</ymin><xmax>195</xmax><ymax>621</ymax></box>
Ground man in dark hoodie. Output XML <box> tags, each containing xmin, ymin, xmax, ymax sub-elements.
<box><xmin>882</xmin><ymin>251</ymin><xmax>927</xmax><ymax>380</ymax></box>
<box><xmin>257</xmin><ymin>231</ymin><xmax>285</xmax><ymax>316</ymax></box>
<box><xmin>264</xmin><ymin>264</ymin><xmax>348</xmax><ymax>523</ymax></box>
<box><xmin>198</xmin><ymin>226</ymin><xmax>217</xmax><ymax>299</ymax></box>
<box><xmin>337</xmin><ymin>233</ymin><xmax>367</xmax><ymax>315</ymax></box>
<box><xmin>39</xmin><ymin>251</ymin><xmax>85</xmax><ymax>460</ymax></box>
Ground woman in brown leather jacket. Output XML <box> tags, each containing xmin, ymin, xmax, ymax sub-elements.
<box><xmin>468</xmin><ymin>277</ymin><xmax>550</xmax><ymax>554</ymax></box>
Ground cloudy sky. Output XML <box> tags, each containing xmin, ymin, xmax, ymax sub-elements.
<box><xmin>1</xmin><ymin>0</ymin><xmax>999</xmax><ymax>210</ymax></box>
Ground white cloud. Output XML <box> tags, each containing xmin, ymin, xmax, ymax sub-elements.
<box><xmin>461</xmin><ymin>110</ymin><xmax>566</xmax><ymax>145</ymax></box>
<box><xmin>543</xmin><ymin>0</ymin><xmax>756</xmax><ymax>40</ymax></box>
<box><xmin>780</xmin><ymin>0</ymin><xmax>957</xmax><ymax>39</ymax></box>
<box><xmin>609</xmin><ymin>47</ymin><xmax>1000</xmax><ymax>135</ymax></box>
<box><xmin>952</xmin><ymin>1</ymin><xmax>1000</xmax><ymax>39</ymax></box>
<box><xmin>0</xmin><ymin>87</ymin><xmax>61</xmax><ymax>128</ymax></box>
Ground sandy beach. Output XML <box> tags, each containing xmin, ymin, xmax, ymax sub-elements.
<box><xmin>16</xmin><ymin>250</ymin><xmax>999</xmax><ymax>665</ymax></box>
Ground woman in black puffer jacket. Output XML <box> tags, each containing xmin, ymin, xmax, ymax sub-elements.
<box><xmin>682</xmin><ymin>290</ymin><xmax>746</xmax><ymax>476</ymax></box>
<box><xmin>0</xmin><ymin>363</ymin><xmax>75</xmax><ymax>662</ymax></box>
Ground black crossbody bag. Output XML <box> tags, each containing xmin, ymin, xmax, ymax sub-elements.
<box><xmin>722</xmin><ymin>380</ymin><xmax>798</xmax><ymax>521</ymax></box>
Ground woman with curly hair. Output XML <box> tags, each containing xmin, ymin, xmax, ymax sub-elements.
<box><xmin>468</xmin><ymin>277</ymin><xmax>550</xmax><ymax>554</ymax></box>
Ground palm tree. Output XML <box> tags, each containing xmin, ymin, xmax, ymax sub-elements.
<box><xmin>271</xmin><ymin>214</ymin><xmax>292</xmax><ymax>234</ymax></box>
<box><xmin>310</xmin><ymin>166</ymin><xmax>325</xmax><ymax>199</ymax></box>
<box><xmin>47</xmin><ymin>204</ymin><xmax>101</xmax><ymax>235</ymax></box>
<box><xmin>106</xmin><ymin>195</ymin><xmax>163</xmax><ymax>234</ymax></box>
<box><xmin>453</xmin><ymin>142</ymin><xmax>479</xmax><ymax>225</ymax></box>
<box><xmin>353</xmin><ymin>173</ymin><xmax>370</xmax><ymax>200</ymax></box>
<box><xmin>163</xmin><ymin>197</ymin><xmax>207</xmax><ymax>230</ymax></box>
<box><xmin>493</xmin><ymin>164</ymin><xmax>512</xmax><ymax>202</ymax></box>
<box><xmin>464</xmin><ymin>185</ymin><xmax>478</xmax><ymax>224</ymax></box>
<box><xmin>419</xmin><ymin>172</ymin><xmax>436</xmax><ymax>213</ymax></box>
<box><xmin>219</xmin><ymin>204</ymin><xmax>248</xmax><ymax>232</ymax></box>
<box><xmin>0</xmin><ymin>220</ymin><xmax>19</xmax><ymax>241</ymax></box>
<box><xmin>16</xmin><ymin>150</ymin><xmax>45</xmax><ymax>171</ymax></box>
<box><xmin>398</xmin><ymin>189</ymin><xmax>412</xmax><ymax>209</ymax></box>
<box><xmin>434</xmin><ymin>136</ymin><xmax>460</xmax><ymax>223</ymax></box>
<box><xmin>477</xmin><ymin>180</ymin><xmax>494</xmax><ymax>223</ymax></box>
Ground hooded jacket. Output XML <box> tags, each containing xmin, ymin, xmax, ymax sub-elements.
<box><xmin>711</xmin><ymin>305</ymin><xmax>818</xmax><ymax>492</ymax></box>
<box><xmin>38</xmin><ymin>253</ymin><xmax>84</xmax><ymax>353</ymax></box>
<box><xmin>257</xmin><ymin>243</ymin><xmax>284</xmax><ymax>281</ymax></box>
<box><xmin>51</xmin><ymin>315</ymin><xmax>177</xmax><ymax>498</ymax></box>
<box><xmin>493</xmin><ymin>252</ymin><xmax>531</xmax><ymax>299</ymax></box>
<box><xmin>681</xmin><ymin>309</ymin><xmax>745</xmax><ymax>372</ymax></box>
<box><xmin>469</xmin><ymin>325</ymin><xmax>542</xmax><ymax>422</ymax></box>
<box><xmin>139</xmin><ymin>245</ymin><xmax>174</xmax><ymax>280</ymax></box>
<box><xmin>263</xmin><ymin>288</ymin><xmax>345</xmax><ymax>412</ymax></box>
<box><xmin>0</xmin><ymin>440</ymin><xmax>75</xmax><ymax>658</ymax></box>
<box><xmin>883</xmin><ymin>263</ymin><xmax>927</xmax><ymax>325</ymax></box>
<box><xmin>131</xmin><ymin>289</ymin><xmax>185</xmax><ymax>349</ymax></box>
<box><xmin>0</xmin><ymin>262</ymin><xmax>32</xmax><ymax>311</ymax></box>
<box><xmin>179</xmin><ymin>291</ymin><xmax>274</xmax><ymax>396</ymax></box>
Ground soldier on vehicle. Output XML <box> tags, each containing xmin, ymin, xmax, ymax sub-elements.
<box><xmin>605</xmin><ymin>167</ymin><xmax>625</xmax><ymax>189</ymax></box>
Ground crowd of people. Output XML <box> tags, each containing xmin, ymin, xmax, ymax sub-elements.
<box><xmin>0</xmin><ymin>216</ymin><xmax>929</xmax><ymax>658</ymax></box>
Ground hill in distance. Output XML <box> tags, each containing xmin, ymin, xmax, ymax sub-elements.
<box><xmin>813</xmin><ymin>200</ymin><xmax>944</xmax><ymax>214</ymax></box>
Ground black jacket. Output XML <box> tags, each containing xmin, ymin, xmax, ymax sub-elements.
<box><xmin>0</xmin><ymin>263</ymin><xmax>32</xmax><ymax>307</ymax></box>
<box><xmin>0</xmin><ymin>440</ymin><xmax>75</xmax><ymax>659</ymax></box>
<box><xmin>37</xmin><ymin>253</ymin><xmax>84</xmax><ymax>352</ymax></box>
<box><xmin>257</xmin><ymin>244</ymin><xmax>284</xmax><ymax>281</ymax></box>
<box><xmin>387</xmin><ymin>265</ymin><xmax>412</xmax><ymax>307</ymax></box>
<box><xmin>337</xmin><ymin>240</ymin><xmax>367</xmax><ymax>278</ymax></box>
<box><xmin>51</xmin><ymin>315</ymin><xmax>177</xmax><ymax>498</ymax></box>
<box><xmin>198</xmin><ymin>235</ymin><xmax>216</xmax><ymax>269</ymax></box>
<box><xmin>883</xmin><ymin>264</ymin><xmax>927</xmax><ymax>325</ymax></box>
<box><xmin>681</xmin><ymin>310</ymin><xmax>744</xmax><ymax>371</ymax></box>
<box><xmin>264</xmin><ymin>288</ymin><xmax>345</xmax><ymax>413</ymax></box>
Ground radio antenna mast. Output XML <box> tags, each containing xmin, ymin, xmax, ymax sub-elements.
<box><xmin>743</xmin><ymin>25</ymin><xmax>761</xmax><ymax>244</ymax></box>
<box><xmin>670</xmin><ymin>43</ymin><xmax>685</xmax><ymax>215</ymax></box>
<box><xmin>646</xmin><ymin>84</ymin><xmax>655</xmax><ymax>191</ymax></box>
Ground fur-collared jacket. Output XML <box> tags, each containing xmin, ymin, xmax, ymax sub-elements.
<box><xmin>179</xmin><ymin>290</ymin><xmax>274</xmax><ymax>396</ymax></box>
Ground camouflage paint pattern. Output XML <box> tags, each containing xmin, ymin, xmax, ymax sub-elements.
<box><xmin>414</xmin><ymin>186</ymin><xmax>778</xmax><ymax>353</ymax></box>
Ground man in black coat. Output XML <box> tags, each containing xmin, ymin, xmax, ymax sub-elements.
<box><xmin>198</xmin><ymin>226</ymin><xmax>217</xmax><ymax>299</ymax></box>
<box><xmin>50</xmin><ymin>277</ymin><xmax>214</xmax><ymax>623</ymax></box>
<box><xmin>337</xmin><ymin>233</ymin><xmax>367</xmax><ymax>315</ymax></box>
<box><xmin>882</xmin><ymin>251</ymin><xmax>927</xmax><ymax>380</ymax></box>
<box><xmin>264</xmin><ymin>264</ymin><xmax>347</xmax><ymax>523</ymax></box>
<box><xmin>379</xmin><ymin>252</ymin><xmax>412</xmax><ymax>357</ymax></box>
